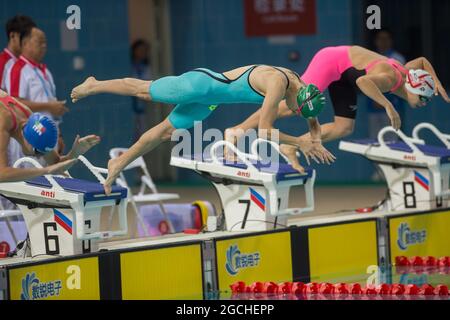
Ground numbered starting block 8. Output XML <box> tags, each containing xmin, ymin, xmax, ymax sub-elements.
<box><xmin>340</xmin><ymin>123</ymin><xmax>450</xmax><ymax>212</ymax></box>
<box><xmin>171</xmin><ymin>139</ymin><xmax>316</xmax><ymax>232</ymax></box>
<box><xmin>0</xmin><ymin>156</ymin><xmax>128</xmax><ymax>257</ymax></box>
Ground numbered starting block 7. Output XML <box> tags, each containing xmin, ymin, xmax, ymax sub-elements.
<box><xmin>0</xmin><ymin>156</ymin><xmax>128</xmax><ymax>257</ymax></box>
<box><xmin>171</xmin><ymin>139</ymin><xmax>316</xmax><ymax>232</ymax></box>
<box><xmin>340</xmin><ymin>123</ymin><xmax>450</xmax><ymax>212</ymax></box>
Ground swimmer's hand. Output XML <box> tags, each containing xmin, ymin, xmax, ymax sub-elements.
<box><xmin>385</xmin><ymin>104</ymin><xmax>401</xmax><ymax>130</ymax></box>
<box><xmin>435</xmin><ymin>81</ymin><xmax>450</xmax><ymax>103</ymax></box>
<box><xmin>297</xmin><ymin>138</ymin><xmax>336</xmax><ymax>165</ymax></box>
<box><xmin>103</xmin><ymin>177</ymin><xmax>113</xmax><ymax>196</ymax></box>
<box><xmin>311</xmin><ymin>140</ymin><xmax>336</xmax><ymax>165</ymax></box>
<box><xmin>103</xmin><ymin>157</ymin><xmax>122</xmax><ymax>195</ymax></box>
<box><xmin>47</xmin><ymin>100</ymin><xmax>69</xmax><ymax>117</ymax></box>
<box><xmin>68</xmin><ymin>134</ymin><xmax>101</xmax><ymax>159</ymax></box>
<box><xmin>46</xmin><ymin>158</ymin><xmax>78</xmax><ymax>175</ymax></box>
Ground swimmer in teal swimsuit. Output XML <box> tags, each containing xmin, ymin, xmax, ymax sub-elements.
<box><xmin>71</xmin><ymin>65</ymin><xmax>334</xmax><ymax>194</ymax></box>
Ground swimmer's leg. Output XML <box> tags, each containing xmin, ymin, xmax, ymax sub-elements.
<box><xmin>280</xmin><ymin>144</ymin><xmax>305</xmax><ymax>173</ymax></box>
<box><xmin>104</xmin><ymin>118</ymin><xmax>176</xmax><ymax>194</ymax></box>
<box><xmin>299</xmin><ymin>116</ymin><xmax>355</xmax><ymax>142</ymax></box>
<box><xmin>104</xmin><ymin>103</ymin><xmax>217</xmax><ymax>194</ymax></box>
<box><xmin>309</xmin><ymin>80</ymin><xmax>356</xmax><ymax>142</ymax></box>
<box><xmin>71</xmin><ymin>77</ymin><xmax>152</xmax><ymax>103</ymax></box>
<box><xmin>168</xmin><ymin>103</ymin><xmax>218</xmax><ymax>130</ymax></box>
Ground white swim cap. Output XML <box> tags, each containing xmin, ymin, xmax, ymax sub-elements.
<box><xmin>405</xmin><ymin>69</ymin><xmax>435</xmax><ymax>98</ymax></box>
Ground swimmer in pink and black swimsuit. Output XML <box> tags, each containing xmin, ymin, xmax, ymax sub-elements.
<box><xmin>228</xmin><ymin>45</ymin><xmax>450</xmax><ymax>148</ymax></box>
<box><xmin>302</xmin><ymin>45</ymin><xmax>409</xmax><ymax>120</ymax></box>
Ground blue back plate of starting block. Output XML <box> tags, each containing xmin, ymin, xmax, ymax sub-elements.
<box><xmin>187</xmin><ymin>154</ymin><xmax>313</xmax><ymax>182</ymax></box>
<box><xmin>350</xmin><ymin>139</ymin><xmax>450</xmax><ymax>164</ymax></box>
<box><xmin>25</xmin><ymin>176</ymin><xmax>128</xmax><ymax>202</ymax></box>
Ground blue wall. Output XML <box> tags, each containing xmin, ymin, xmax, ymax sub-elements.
<box><xmin>170</xmin><ymin>0</ymin><xmax>450</xmax><ymax>184</ymax></box>
<box><xmin>170</xmin><ymin>0</ymin><xmax>369</xmax><ymax>183</ymax></box>
<box><xmin>0</xmin><ymin>0</ymin><xmax>133</xmax><ymax>179</ymax></box>
<box><xmin>1</xmin><ymin>0</ymin><xmax>448</xmax><ymax>184</ymax></box>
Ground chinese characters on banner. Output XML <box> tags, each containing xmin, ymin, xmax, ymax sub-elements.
<box><xmin>244</xmin><ymin>0</ymin><xmax>317</xmax><ymax>37</ymax></box>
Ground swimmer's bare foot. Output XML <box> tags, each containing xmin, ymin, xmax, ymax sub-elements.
<box><xmin>280</xmin><ymin>144</ymin><xmax>305</xmax><ymax>174</ymax></box>
<box><xmin>104</xmin><ymin>157</ymin><xmax>123</xmax><ymax>195</ymax></box>
<box><xmin>71</xmin><ymin>76</ymin><xmax>97</xmax><ymax>103</ymax></box>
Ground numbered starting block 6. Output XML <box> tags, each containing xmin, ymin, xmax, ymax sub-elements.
<box><xmin>0</xmin><ymin>156</ymin><xmax>128</xmax><ymax>257</ymax></box>
<box><xmin>171</xmin><ymin>139</ymin><xmax>316</xmax><ymax>232</ymax></box>
<box><xmin>340</xmin><ymin>123</ymin><xmax>450</xmax><ymax>212</ymax></box>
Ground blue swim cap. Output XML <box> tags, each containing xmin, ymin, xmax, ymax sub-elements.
<box><xmin>23</xmin><ymin>113</ymin><xmax>58</xmax><ymax>154</ymax></box>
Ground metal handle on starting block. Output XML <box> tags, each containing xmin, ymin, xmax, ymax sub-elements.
<box><xmin>78</xmin><ymin>156</ymin><xmax>108</xmax><ymax>183</ymax></box>
<box><xmin>378</xmin><ymin>126</ymin><xmax>424</xmax><ymax>155</ymax></box>
<box><xmin>210</xmin><ymin>140</ymin><xmax>259</xmax><ymax>171</ymax></box>
<box><xmin>412</xmin><ymin>123</ymin><xmax>450</xmax><ymax>149</ymax></box>
<box><xmin>13</xmin><ymin>157</ymin><xmax>65</xmax><ymax>191</ymax></box>
<box><xmin>75</xmin><ymin>156</ymin><xmax>129</xmax><ymax>240</ymax></box>
<box><xmin>250</xmin><ymin>139</ymin><xmax>293</xmax><ymax>164</ymax></box>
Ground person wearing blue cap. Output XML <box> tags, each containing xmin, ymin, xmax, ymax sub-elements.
<box><xmin>0</xmin><ymin>89</ymin><xmax>100</xmax><ymax>182</ymax></box>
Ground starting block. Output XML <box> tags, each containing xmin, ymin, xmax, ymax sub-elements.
<box><xmin>0</xmin><ymin>156</ymin><xmax>128</xmax><ymax>257</ymax></box>
<box><xmin>171</xmin><ymin>139</ymin><xmax>316</xmax><ymax>232</ymax></box>
<box><xmin>340</xmin><ymin>123</ymin><xmax>450</xmax><ymax>212</ymax></box>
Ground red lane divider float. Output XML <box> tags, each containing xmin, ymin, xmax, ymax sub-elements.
<box><xmin>230</xmin><ymin>281</ymin><xmax>449</xmax><ymax>297</ymax></box>
<box><xmin>395</xmin><ymin>256</ymin><xmax>450</xmax><ymax>275</ymax></box>
<box><xmin>395</xmin><ymin>256</ymin><xmax>450</xmax><ymax>267</ymax></box>
<box><xmin>0</xmin><ymin>241</ymin><xmax>10</xmax><ymax>258</ymax></box>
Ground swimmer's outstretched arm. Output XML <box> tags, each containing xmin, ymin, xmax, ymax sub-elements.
<box><xmin>43</xmin><ymin>134</ymin><xmax>101</xmax><ymax>165</ymax></box>
<box><xmin>71</xmin><ymin>77</ymin><xmax>152</xmax><ymax>103</ymax></box>
<box><xmin>356</xmin><ymin>73</ymin><xmax>402</xmax><ymax>130</ymax></box>
<box><xmin>406</xmin><ymin>57</ymin><xmax>450</xmax><ymax>102</ymax></box>
<box><xmin>102</xmin><ymin>118</ymin><xmax>175</xmax><ymax>195</ymax></box>
<box><xmin>258</xmin><ymin>80</ymin><xmax>302</xmax><ymax>145</ymax></box>
<box><xmin>257</xmin><ymin>79</ymin><xmax>334</xmax><ymax>165</ymax></box>
<box><xmin>0</xmin><ymin>127</ymin><xmax>76</xmax><ymax>182</ymax></box>
<box><xmin>225</xmin><ymin>97</ymin><xmax>334</xmax><ymax>165</ymax></box>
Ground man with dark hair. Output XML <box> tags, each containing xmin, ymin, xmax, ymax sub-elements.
<box><xmin>6</xmin><ymin>27</ymin><xmax>62</xmax><ymax>120</ymax></box>
<box><xmin>0</xmin><ymin>19</ymin><xmax>67</xmax><ymax>211</ymax></box>
<box><xmin>1</xmin><ymin>16</ymin><xmax>68</xmax><ymax>117</ymax></box>
<box><xmin>0</xmin><ymin>16</ymin><xmax>37</xmax><ymax>212</ymax></box>
<box><xmin>0</xmin><ymin>15</ymin><xmax>36</xmax><ymax>87</ymax></box>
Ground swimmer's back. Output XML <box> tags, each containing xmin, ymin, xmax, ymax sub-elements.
<box><xmin>349</xmin><ymin>46</ymin><xmax>393</xmax><ymax>70</ymax></box>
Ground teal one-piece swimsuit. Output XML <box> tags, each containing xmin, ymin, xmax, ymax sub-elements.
<box><xmin>149</xmin><ymin>66</ymin><xmax>295</xmax><ymax>129</ymax></box>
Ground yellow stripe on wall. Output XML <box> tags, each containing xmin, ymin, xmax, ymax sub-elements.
<box><xmin>308</xmin><ymin>221</ymin><xmax>378</xmax><ymax>283</ymax></box>
<box><xmin>9</xmin><ymin>257</ymin><xmax>100</xmax><ymax>300</ymax></box>
<box><xmin>120</xmin><ymin>244</ymin><xmax>203</xmax><ymax>300</ymax></box>
<box><xmin>216</xmin><ymin>232</ymin><xmax>292</xmax><ymax>292</ymax></box>
<box><xmin>389</xmin><ymin>211</ymin><xmax>450</xmax><ymax>260</ymax></box>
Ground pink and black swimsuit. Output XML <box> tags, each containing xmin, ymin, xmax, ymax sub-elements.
<box><xmin>301</xmin><ymin>46</ymin><xmax>408</xmax><ymax>119</ymax></box>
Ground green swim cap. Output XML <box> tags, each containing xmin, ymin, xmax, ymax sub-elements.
<box><xmin>296</xmin><ymin>84</ymin><xmax>326</xmax><ymax>118</ymax></box>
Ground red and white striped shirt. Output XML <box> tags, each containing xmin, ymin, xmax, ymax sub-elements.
<box><xmin>4</xmin><ymin>55</ymin><xmax>56</xmax><ymax>103</ymax></box>
<box><xmin>0</xmin><ymin>48</ymin><xmax>17</xmax><ymax>90</ymax></box>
